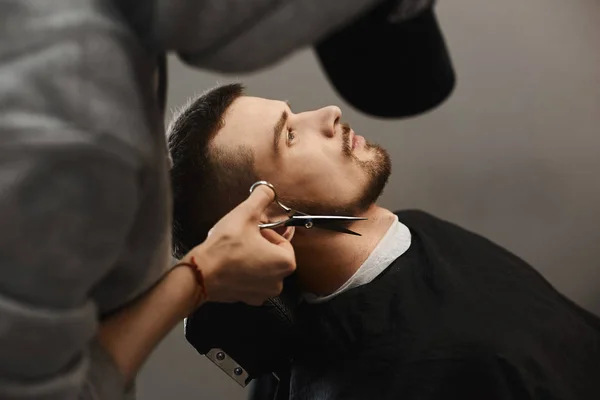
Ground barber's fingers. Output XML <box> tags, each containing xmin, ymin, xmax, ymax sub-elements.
<box><xmin>240</xmin><ymin>184</ymin><xmax>276</xmax><ymax>220</ymax></box>
<box><xmin>205</xmin><ymin>185</ymin><xmax>273</xmax><ymax>237</ymax></box>
<box><xmin>261</xmin><ymin>227</ymin><xmax>290</xmax><ymax>247</ymax></box>
<box><xmin>259</xmin><ymin>228</ymin><xmax>296</xmax><ymax>274</ymax></box>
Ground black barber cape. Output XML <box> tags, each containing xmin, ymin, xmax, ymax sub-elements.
<box><xmin>252</xmin><ymin>210</ymin><xmax>600</xmax><ymax>400</ymax></box>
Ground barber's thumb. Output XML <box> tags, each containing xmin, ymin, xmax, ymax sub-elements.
<box><xmin>243</xmin><ymin>184</ymin><xmax>276</xmax><ymax>217</ymax></box>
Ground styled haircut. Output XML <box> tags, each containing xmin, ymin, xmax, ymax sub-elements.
<box><xmin>168</xmin><ymin>83</ymin><xmax>258</xmax><ymax>259</ymax></box>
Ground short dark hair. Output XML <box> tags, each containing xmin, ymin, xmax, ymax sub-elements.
<box><xmin>168</xmin><ymin>83</ymin><xmax>259</xmax><ymax>259</ymax></box>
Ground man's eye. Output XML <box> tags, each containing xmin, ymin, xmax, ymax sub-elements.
<box><xmin>286</xmin><ymin>129</ymin><xmax>296</xmax><ymax>145</ymax></box>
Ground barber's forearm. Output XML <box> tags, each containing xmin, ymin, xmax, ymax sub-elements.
<box><xmin>98</xmin><ymin>266</ymin><xmax>204</xmax><ymax>383</ymax></box>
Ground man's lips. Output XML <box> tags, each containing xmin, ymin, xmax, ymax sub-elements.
<box><xmin>351</xmin><ymin>130</ymin><xmax>365</xmax><ymax>150</ymax></box>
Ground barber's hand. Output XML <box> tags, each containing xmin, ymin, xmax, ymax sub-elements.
<box><xmin>183</xmin><ymin>185</ymin><xmax>297</xmax><ymax>306</ymax></box>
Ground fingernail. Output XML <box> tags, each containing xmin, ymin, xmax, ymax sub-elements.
<box><xmin>282</xmin><ymin>226</ymin><xmax>295</xmax><ymax>241</ymax></box>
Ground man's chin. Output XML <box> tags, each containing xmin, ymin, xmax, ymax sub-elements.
<box><xmin>357</xmin><ymin>147</ymin><xmax>391</xmax><ymax>205</ymax></box>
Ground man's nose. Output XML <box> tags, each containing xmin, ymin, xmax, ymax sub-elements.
<box><xmin>319</xmin><ymin>105</ymin><xmax>342</xmax><ymax>138</ymax></box>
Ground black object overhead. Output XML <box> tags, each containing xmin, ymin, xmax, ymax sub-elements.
<box><xmin>315</xmin><ymin>3</ymin><xmax>455</xmax><ymax>119</ymax></box>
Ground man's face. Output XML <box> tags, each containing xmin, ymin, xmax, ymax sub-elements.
<box><xmin>212</xmin><ymin>96</ymin><xmax>391</xmax><ymax>216</ymax></box>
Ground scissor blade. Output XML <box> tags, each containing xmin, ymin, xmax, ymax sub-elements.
<box><xmin>316</xmin><ymin>223</ymin><xmax>363</xmax><ymax>236</ymax></box>
<box><xmin>286</xmin><ymin>215</ymin><xmax>367</xmax><ymax>236</ymax></box>
<box><xmin>289</xmin><ymin>215</ymin><xmax>368</xmax><ymax>223</ymax></box>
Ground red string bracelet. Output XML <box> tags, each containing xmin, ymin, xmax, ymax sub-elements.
<box><xmin>172</xmin><ymin>256</ymin><xmax>208</xmax><ymax>303</ymax></box>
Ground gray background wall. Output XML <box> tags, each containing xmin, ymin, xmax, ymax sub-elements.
<box><xmin>138</xmin><ymin>0</ymin><xmax>600</xmax><ymax>398</ymax></box>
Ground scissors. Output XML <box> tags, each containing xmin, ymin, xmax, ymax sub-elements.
<box><xmin>249</xmin><ymin>181</ymin><xmax>367</xmax><ymax>236</ymax></box>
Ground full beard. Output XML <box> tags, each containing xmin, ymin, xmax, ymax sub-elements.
<box><xmin>352</xmin><ymin>143</ymin><xmax>391</xmax><ymax>213</ymax></box>
<box><xmin>342</xmin><ymin>123</ymin><xmax>391</xmax><ymax>214</ymax></box>
<box><xmin>282</xmin><ymin>124</ymin><xmax>391</xmax><ymax>217</ymax></box>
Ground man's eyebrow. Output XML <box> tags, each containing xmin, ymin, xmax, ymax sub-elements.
<box><xmin>273</xmin><ymin>107</ymin><xmax>289</xmax><ymax>154</ymax></box>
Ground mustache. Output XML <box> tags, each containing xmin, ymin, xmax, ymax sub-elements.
<box><xmin>341</xmin><ymin>123</ymin><xmax>352</xmax><ymax>156</ymax></box>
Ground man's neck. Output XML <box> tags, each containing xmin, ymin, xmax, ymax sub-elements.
<box><xmin>292</xmin><ymin>205</ymin><xmax>397</xmax><ymax>296</ymax></box>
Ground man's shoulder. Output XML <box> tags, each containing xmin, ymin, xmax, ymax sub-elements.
<box><xmin>393</xmin><ymin>208</ymin><xmax>437</xmax><ymax>221</ymax></box>
<box><xmin>393</xmin><ymin>209</ymin><xmax>482</xmax><ymax>236</ymax></box>
<box><xmin>391</xmin><ymin>209</ymin><xmax>503</xmax><ymax>251</ymax></box>
<box><xmin>392</xmin><ymin>209</ymin><xmax>451</xmax><ymax>230</ymax></box>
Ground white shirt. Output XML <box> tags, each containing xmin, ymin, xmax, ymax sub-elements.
<box><xmin>304</xmin><ymin>215</ymin><xmax>412</xmax><ymax>304</ymax></box>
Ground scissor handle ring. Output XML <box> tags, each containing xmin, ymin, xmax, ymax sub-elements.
<box><xmin>249</xmin><ymin>180</ymin><xmax>294</xmax><ymax>216</ymax></box>
<box><xmin>249</xmin><ymin>181</ymin><xmax>277</xmax><ymax>199</ymax></box>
